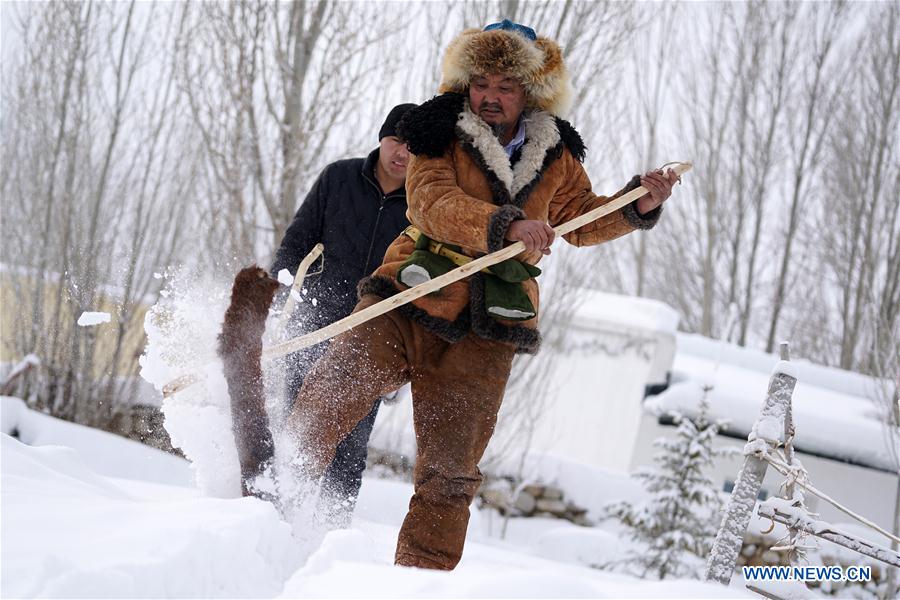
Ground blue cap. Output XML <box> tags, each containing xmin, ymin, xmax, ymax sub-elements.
<box><xmin>483</xmin><ymin>19</ymin><xmax>536</xmax><ymax>42</ymax></box>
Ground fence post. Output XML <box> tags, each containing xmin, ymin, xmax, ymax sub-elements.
<box><xmin>779</xmin><ymin>342</ymin><xmax>802</xmax><ymax>563</ymax></box>
<box><xmin>705</xmin><ymin>342</ymin><xmax>798</xmax><ymax>585</ymax></box>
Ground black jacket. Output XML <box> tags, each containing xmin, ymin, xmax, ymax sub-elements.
<box><xmin>271</xmin><ymin>148</ymin><xmax>409</xmax><ymax>333</ymax></box>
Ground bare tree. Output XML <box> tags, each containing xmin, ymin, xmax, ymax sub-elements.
<box><xmin>645</xmin><ymin>3</ymin><xmax>741</xmax><ymax>338</ymax></box>
<box><xmin>1</xmin><ymin>1</ymin><xmax>197</xmax><ymax>431</ymax></box>
<box><xmin>765</xmin><ymin>0</ymin><xmax>848</xmax><ymax>353</ymax></box>
<box><xmin>732</xmin><ymin>2</ymin><xmax>796</xmax><ymax>347</ymax></box>
<box><xmin>593</xmin><ymin>1</ymin><xmax>680</xmax><ymax>298</ymax></box>
<box><xmin>814</xmin><ymin>1</ymin><xmax>898</xmax><ymax>373</ymax></box>
<box><xmin>627</xmin><ymin>1</ymin><xmax>866</xmax><ymax>367</ymax></box>
<box><xmin>176</xmin><ymin>0</ymin><xmax>408</xmax><ymax>267</ymax></box>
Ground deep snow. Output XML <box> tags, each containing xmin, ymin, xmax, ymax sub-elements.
<box><xmin>0</xmin><ymin>397</ymin><xmax>750</xmax><ymax>598</ymax></box>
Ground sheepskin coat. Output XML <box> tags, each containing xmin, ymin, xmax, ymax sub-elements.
<box><xmin>358</xmin><ymin>93</ymin><xmax>661</xmax><ymax>354</ymax></box>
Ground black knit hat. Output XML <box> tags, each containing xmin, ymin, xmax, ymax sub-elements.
<box><xmin>379</xmin><ymin>103</ymin><xmax>417</xmax><ymax>141</ymax></box>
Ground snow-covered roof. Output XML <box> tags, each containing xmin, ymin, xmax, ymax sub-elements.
<box><xmin>646</xmin><ymin>333</ymin><xmax>897</xmax><ymax>473</ymax></box>
<box><xmin>564</xmin><ymin>289</ymin><xmax>680</xmax><ymax>335</ymax></box>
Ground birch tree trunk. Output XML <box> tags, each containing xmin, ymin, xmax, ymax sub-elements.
<box><xmin>765</xmin><ymin>1</ymin><xmax>847</xmax><ymax>354</ymax></box>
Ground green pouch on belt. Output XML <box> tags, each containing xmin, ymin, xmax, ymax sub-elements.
<box><xmin>397</xmin><ymin>251</ymin><xmax>456</xmax><ymax>288</ymax></box>
<box><xmin>483</xmin><ymin>259</ymin><xmax>540</xmax><ymax>322</ymax></box>
<box><xmin>397</xmin><ymin>233</ymin><xmax>456</xmax><ymax>288</ymax></box>
<box><xmin>488</xmin><ymin>259</ymin><xmax>541</xmax><ymax>282</ymax></box>
<box><xmin>397</xmin><ymin>231</ymin><xmax>540</xmax><ymax>320</ymax></box>
<box><xmin>483</xmin><ymin>274</ymin><xmax>536</xmax><ymax>321</ymax></box>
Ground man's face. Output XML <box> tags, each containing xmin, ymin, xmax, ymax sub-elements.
<box><xmin>378</xmin><ymin>136</ymin><xmax>410</xmax><ymax>181</ymax></box>
<box><xmin>468</xmin><ymin>73</ymin><xmax>527</xmax><ymax>135</ymax></box>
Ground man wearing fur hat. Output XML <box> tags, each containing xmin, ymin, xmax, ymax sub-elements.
<box><xmin>283</xmin><ymin>20</ymin><xmax>678</xmax><ymax>570</ymax></box>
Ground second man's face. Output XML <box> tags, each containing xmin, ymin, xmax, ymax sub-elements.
<box><xmin>469</xmin><ymin>74</ymin><xmax>527</xmax><ymax>134</ymax></box>
<box><xmin>379</xmin><ymin>136</ymin><xmax>410</xmax><ymax>181</ymax></box>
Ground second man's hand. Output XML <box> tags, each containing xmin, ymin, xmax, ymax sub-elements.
<box><xmin>505</xmin><ymin>220</ymin><xmax>555</xmax><ymax>254</ymax></box>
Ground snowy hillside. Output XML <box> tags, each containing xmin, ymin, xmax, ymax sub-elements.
<box><xmin>1</xmin><ymin>397</ymin><xmax>748</xmax><ymax>598</ymax></box>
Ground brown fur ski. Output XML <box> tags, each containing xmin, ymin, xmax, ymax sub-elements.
<box><xmin>218</xmin><ymin>265</ymin><xmax>279</xmax><ymax>497</ymax></box>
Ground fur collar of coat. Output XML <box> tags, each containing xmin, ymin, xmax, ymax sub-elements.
<box><xmin>378</xmin><ymin>93</ymin><xmax>654</xmax><ymax>355</ymax></box>
<box><xmin>398</xmin><ymin>92</ymin><xmax>585</xmax><ymax>211</ymax></box>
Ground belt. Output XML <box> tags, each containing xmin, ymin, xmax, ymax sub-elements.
<box><xmin>402</xmin><ymin>226</ymin><xmax>491</xmax><ymax>273</ymax></box>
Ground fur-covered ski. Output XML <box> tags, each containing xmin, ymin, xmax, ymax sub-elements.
<box><xmin>217</xmin><ymin>266</ymin><xmax>279</xmax><ymax>496</ymax></box>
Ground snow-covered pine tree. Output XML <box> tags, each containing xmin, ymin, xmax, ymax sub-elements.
<box><xmin>603</xmin><ymin>388</ymin><xmax>732</xmax><ymax>579</ymax></box>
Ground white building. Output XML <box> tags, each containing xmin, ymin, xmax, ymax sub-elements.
<box><xmin>501</xmin><ymin>291</ymin><xmax>679</xmax><ymax>474</ymax></box>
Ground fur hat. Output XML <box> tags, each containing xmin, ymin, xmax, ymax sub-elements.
<box><xmin>438</xmin><ymin>22</ymin><xmax>572</xmax><ymax>117</ymax></box>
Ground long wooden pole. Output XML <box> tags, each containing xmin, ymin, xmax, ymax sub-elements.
<box><xmin>162</xmin><ymin>161</ymin><xmax>692</xmax><ymax>398</ymax></box>
<box><xmin>263</xmin><ymin>161</ymin><xmax>693</xmax><ymax>360</ymax></box>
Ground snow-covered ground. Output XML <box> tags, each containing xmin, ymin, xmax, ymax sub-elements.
<box><xmin>1</xmin><ymin>396</ymin><xmax>749</xmax><ymax>598</ymax></box>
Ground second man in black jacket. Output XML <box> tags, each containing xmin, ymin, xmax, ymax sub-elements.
<box><xmin>270</xmin><ymin>103</ymin><xmax>416</xmax><ymax>524</ymax></box>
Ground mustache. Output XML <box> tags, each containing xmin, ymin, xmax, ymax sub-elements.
<box><xmin>478</xmin><ymin>101</ymin><xmax>503</xmax><ymax>112</ymax></box>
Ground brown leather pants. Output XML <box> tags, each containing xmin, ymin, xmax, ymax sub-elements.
<box><xmin>287</xmin><ymin>294</ymin><xmax>516</xmax><ymax>570</ymax></box>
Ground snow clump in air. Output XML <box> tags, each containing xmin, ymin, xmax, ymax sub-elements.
<box><xmin>139</xmin><ymin>265</ymin><xmax>243</xmax><ymax>498</ymax></box>
<box><xmin>278</xmin><ymin>268</ymin><xmax>294</xmax><ymax>286</ymax></box>
<box><xmin>77</xmin><ymin>312</ymin><xmax>111</xmax><ymax>327</ymax></box>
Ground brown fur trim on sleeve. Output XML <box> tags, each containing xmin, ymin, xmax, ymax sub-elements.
<box><xmin>487</xmin><ymin>204</ymin><xmax>526</xmax><ymax>253</ymax></box>
<box><xmin>217</xmin><ymin>265</ymin><xmax>279</xmax><ymax>498</ymax></box>
<box><xmin>620</xmin><ymin>174</ymin><xmax>662</xmax><ymax>230</ymax></box>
